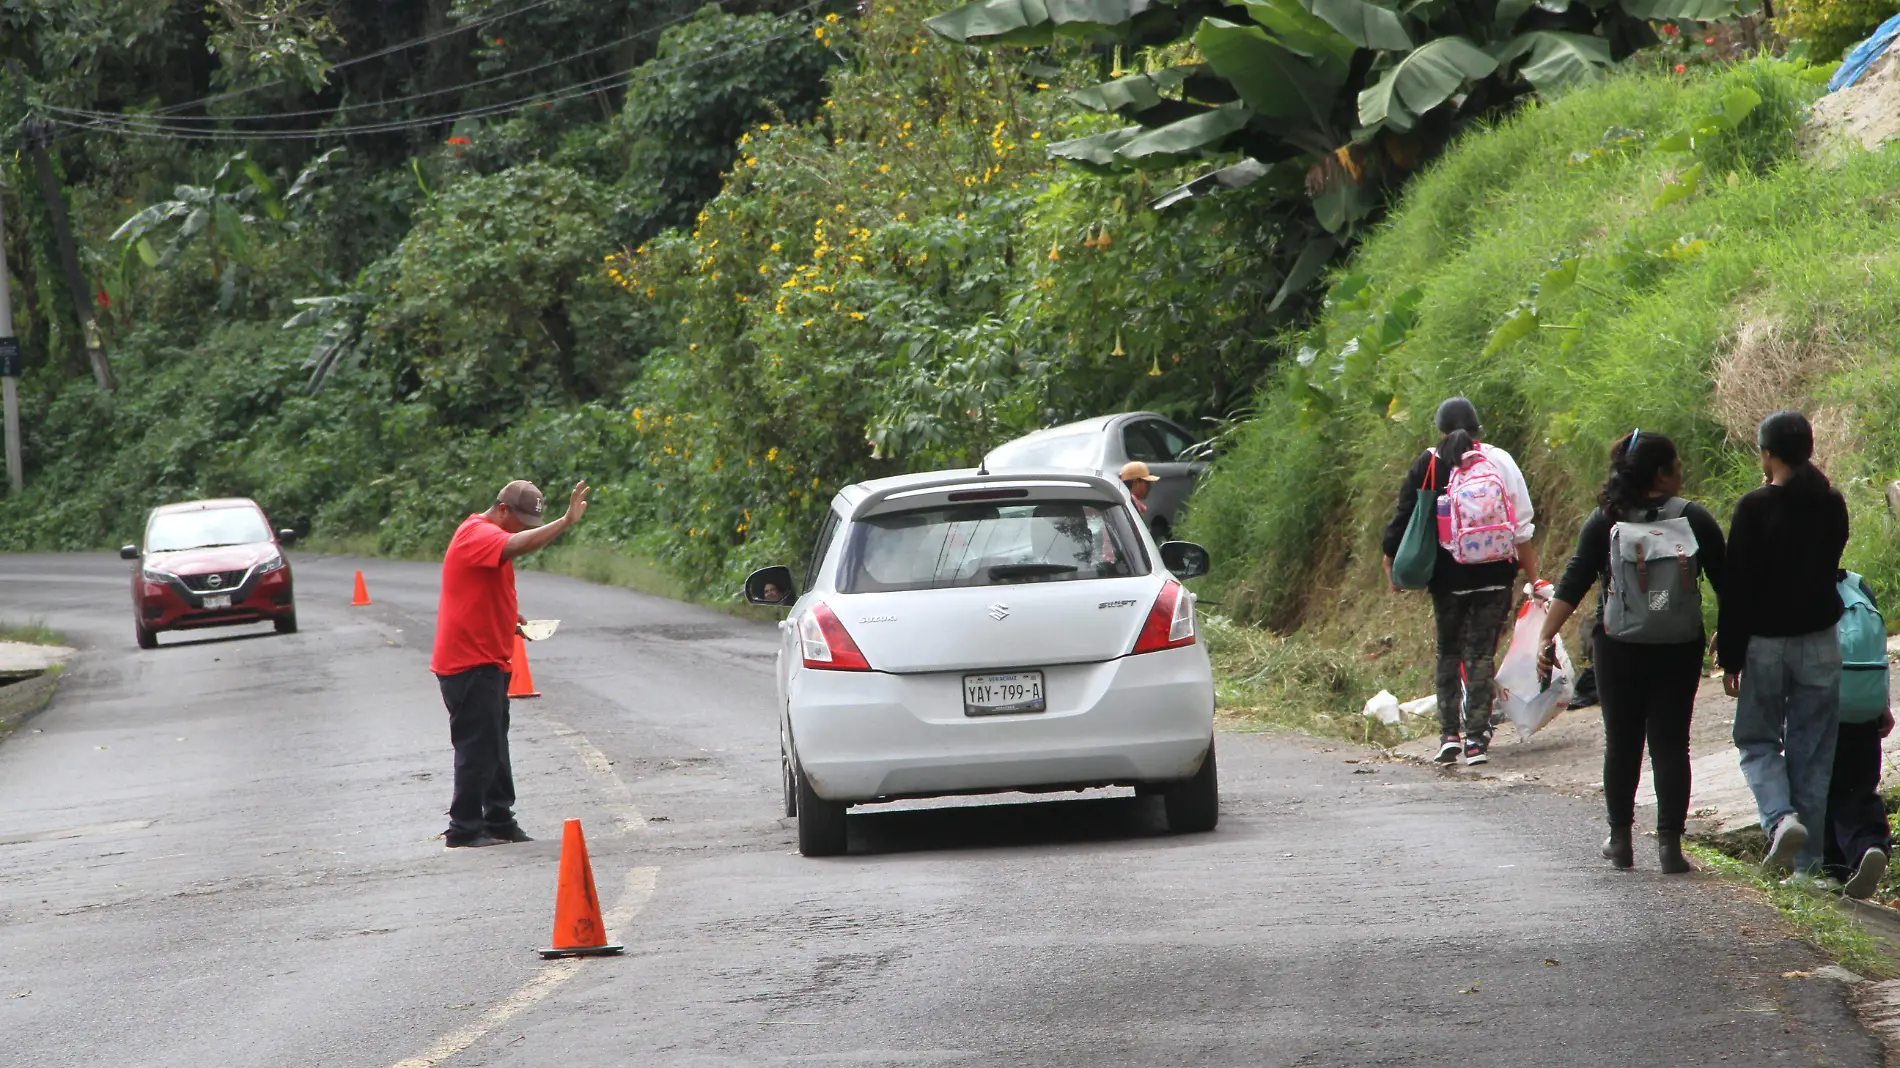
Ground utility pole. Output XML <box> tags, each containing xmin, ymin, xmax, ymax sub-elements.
<box><xmin>19</xmin><ymin>117</ymin><xmax>114</xmax><ymax>394</ymax></box>
<box><xmin>0</xmin><ymin>183</ymin><xmax>21</xmax><ymax>495</ymax></box>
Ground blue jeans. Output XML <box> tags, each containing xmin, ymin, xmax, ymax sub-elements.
<box><xmin>1733</xmin><ymin>628</ymin><xmax>1841</xmax><ymax>873</ymax></box>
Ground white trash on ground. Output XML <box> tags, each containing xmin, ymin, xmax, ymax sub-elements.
<box><xmin>1398</xmin><ymin>695</ymin><xmax>1438</xmax><ymax>719</ymax></box>
<box><xmin>1361</xmin><ymin>689</ymin><xmax>1401</xmax><ymax>725</ymax></box>
<box><xmin>1493</xmin><ymin>593</ymin><xmax>1574</xmax><ymax>739</ymax></box>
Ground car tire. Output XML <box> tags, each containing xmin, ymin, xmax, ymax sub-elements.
<box><xmin>1163</xmin><ymin>739</ymin><xmax>1219</xmax><ymax>833</ymax></box>
<box><xmin>794</xmin><ymin>758</ymin><xmax>847</xmax><ymax>857</ymax></box>
<box><xmin>274</xmin><ymin>612</ymin><xmax>299</xmax><ymax>635</ymax></box>
<box><xmin>135</xmin><ymin>622</ymin><xmax>158</xmax><ymax>650</ymax></box>
<box><xmin>781</xmin><ymin>741</ymin><xmax>798</xmax><ymax>818</ymax></box>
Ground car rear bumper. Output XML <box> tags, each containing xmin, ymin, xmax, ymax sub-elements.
<box><xmin>789</xmin><ymin>643</ymin><xmax>1214</xmax><ymax>802</ymax></box>
<box><xmin>137</xmin><ymin>569</ymin><xmax>295</xmax><ymax>631</ymax></box>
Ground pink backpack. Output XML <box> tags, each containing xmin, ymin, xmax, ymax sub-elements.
<box><xmin>1436</xmin><ymin>447</ymin><xmax>1518</xmax><ymax>565</ymax></box>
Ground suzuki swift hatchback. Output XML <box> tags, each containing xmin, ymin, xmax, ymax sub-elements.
<box><xmin>746</xmin><ymin>469</ymin><xmax>1217</xmax><ymax>856</ymax></box>
<box><xmin>122</xmin><ymin>498</ymin><xmax>298</xmax><ymax>649</ymax></box>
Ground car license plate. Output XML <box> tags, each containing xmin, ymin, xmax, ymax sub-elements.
<box><xmin>202</xmin><ymin>594</ymin><xmax>231</xmax><ymax>609</ymax></box>
<box><xmin>963</xmin><ymin>671</ymin><xmax>1045</xmax><ymax>716</ymax></box>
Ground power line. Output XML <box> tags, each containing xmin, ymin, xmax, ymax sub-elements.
<box><xmin>41</xmin><ymin>18</ymin><xmax>823</xmax><ymax>143</ymax></box>
<box><xmin>146</xmin><ymin>0</ymin><xmax>573</xmax><ymax>116</ymax></box>
<box><xmin>54</xmin><ymin>2</ymin><xmax>728</xmax><ymax>125</ymax></box>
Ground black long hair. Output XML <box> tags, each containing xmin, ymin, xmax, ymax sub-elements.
<box><xmin>1758</xmin><ymin>410</ymin><xmax>1832</xmax><ymax>496</ymax></box>
<box><xmin>1599</xmin><ymin>429</ymin><xmax>1680</xmax><ymax>521</ymax></box>
<box><xmin>1433</xmin><ymin>397</ymin><xmax>1481</xmax><ymax>467</ymax></box>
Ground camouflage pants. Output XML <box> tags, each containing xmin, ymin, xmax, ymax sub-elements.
<box><xmin>1430</xmin><ymin>588</ymin><xmax>1513</xmax><ymax>739</ymax></box>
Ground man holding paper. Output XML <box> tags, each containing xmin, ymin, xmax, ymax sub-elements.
<box><xmin>430</xmin><ymin>478</ymin><xmax>589</xmax><ymax>848</ymax></box>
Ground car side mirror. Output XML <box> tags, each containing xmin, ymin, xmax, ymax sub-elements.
<box><xmin>277</xmin><ymin>529</ymin><xmax>299</xmax><ymax>547</ymax></box>
<box><xmin>745</xmin><ymin>565</ymin><xmax>798</xmax><ymax>606</ymax></box>
<box><xmin>1160</xmin><ymin>541</ymin><xmax>1209</xmax><ymax>581</ymax></box>
<box><xmin>120</xmin><ymin>544</ymin><xmax>140</xmax><ymax>560</ymax></box>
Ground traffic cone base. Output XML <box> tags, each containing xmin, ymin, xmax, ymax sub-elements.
<box><xmin>350</xmin><ymin>569</ymin><xmax>372</xmax><ymax>606</ymax></box>
<box><xmin>541</xmin><ymin>819</ymin><xmax>623</xmax><ymax>959</ymax></box>
<box><xmin>507</xmin><ymin>633</ymin><xmax>540</xmax><ymax>698</ymax></box>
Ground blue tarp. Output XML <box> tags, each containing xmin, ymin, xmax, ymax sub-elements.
<box><xmin>1830</xmin><ymin>12</ymin><xmax>1900</xmax><ymax>92</ymax></box>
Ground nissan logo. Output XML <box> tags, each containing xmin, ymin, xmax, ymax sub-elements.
<box><xmin>206</xmin><ymin>573</ymin><xmax>223</xmax><ymax>589</ymax></box>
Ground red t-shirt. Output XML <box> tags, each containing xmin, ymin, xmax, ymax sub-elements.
<box><xmin>430</xmin><ymin>515</ymin><xmax>517</xmax><ymax>675</ymax></box>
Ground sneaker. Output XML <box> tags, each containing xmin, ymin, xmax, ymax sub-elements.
<box><xmin>1434</xmin><ymin>735</ymin><xmax>1463</xmax><ymax>765</ymax></box>
<box><xmin>488</xmin><ymin>825</ymin><xmax>534</xmax><ymax>844</ymax></box>
<box><xmin>1464</xmin><ymin>738</ymin><xmax>1489</xmax><ymax>766</ymax></box>
<box><xmin>445</xmin><ymin>834</ymin><xmax>505</xmax><ymax>849</ymax></box>
<box><xmin>1844</xmin><ymin>848</ymin><xmax>1888</xmax><ymax>900</ymax></box>
<box><xmin>1763</xmin><ymin>815</ymin><xmax>1808</xmax><ymax>876</ymax></box>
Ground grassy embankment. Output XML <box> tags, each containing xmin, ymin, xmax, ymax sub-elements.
<box><xmin>1191</xmin><ymin>58</ymin><xmax>1900</xmax><ymax>742</ymax></box>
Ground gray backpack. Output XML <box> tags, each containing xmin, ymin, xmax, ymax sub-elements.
<box><xmin>1604</xmin><ymin>499</ymin><xmax>1703</xmax><ymax>644</ymax></box>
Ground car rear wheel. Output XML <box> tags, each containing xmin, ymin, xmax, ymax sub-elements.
<box><xmin>1163</xmin><ymin>739</ymin><xmax>1218</xmax><ymax>833</ymax></box>
<box><xmin>794</xmin><ymin>758</ymin><xmax>847</xmax><ymax>857</ymax></box>
<box><xmin>135</xmin><ymin>622</ymin><xmax>158</xmax><ymax>650</ymax></box>
<box><xmin>781</xmin><ymin>741</ymin><xmax>798</xmax><ymax>818</ymax></box>
<box><xmin>274</xmin><ymin>612</ymin><xmax>298</xmax><ymax>635</ymax></box>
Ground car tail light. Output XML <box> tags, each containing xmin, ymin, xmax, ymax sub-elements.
<box><xmin>1131</xmin><ymin>580</ymin><xmax>1196</xmax><ymax>655</ymax></box>
<box><xmin>799</xmin><ymin>603</ymin><xmax>872</xmax><ymax>671</ymax></box>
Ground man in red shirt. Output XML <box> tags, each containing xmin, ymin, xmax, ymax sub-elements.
<box><xmin>431</xmin><ymin>478</ymin><xmax>589</xmax><ymax>848</ymax></box>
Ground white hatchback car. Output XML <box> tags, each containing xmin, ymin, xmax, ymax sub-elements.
<box><xmin>746</xmin><ymin>469</ymin><xmax>1218</xmax><ymax>856</ymax></box>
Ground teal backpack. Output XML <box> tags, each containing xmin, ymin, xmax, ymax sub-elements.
<box><xmin>1838</xmin><ymin>572</ymin><xmax>1890</xmax><ymax>724</ymax></box>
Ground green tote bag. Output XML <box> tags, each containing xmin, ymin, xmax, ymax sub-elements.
<box><xmin>1391</xmin><ymin>454</ymin><xmax>1437</xmax><ymax>590</ymax></box>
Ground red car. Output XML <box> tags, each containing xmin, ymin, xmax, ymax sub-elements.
<box><xmin>121</xmin><ymin>498</ymin><xmax>299</xmax><ymax>649</ymax></box>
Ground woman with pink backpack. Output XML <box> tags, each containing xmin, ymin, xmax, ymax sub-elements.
<box><xmin>1382</xmin><ymin>398</ymin><xmax>1542</xmax><ymax>766</ymax></box>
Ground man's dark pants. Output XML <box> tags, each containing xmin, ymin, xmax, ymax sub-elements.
<box><xmin>1824</xmin><ymin>719</ymin><xmax>1894</xmax><ymax>881</ymax></box>
<box><xmin>439</xmin><ymin>665</ymin><xmax>519</xmax><ymax>842</ymax></box>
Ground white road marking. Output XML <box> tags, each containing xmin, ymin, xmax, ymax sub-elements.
<box><xmin>388</xmin><ymin>866</ymin><xmax>657</xmax><ymax>1068</ymax></box>
<box><xmin>541</xmin><ymin>715</ymin><xmax>644</xmax><ymax>834</ymax></box>
<box><xmin>386</xmin><ymin>705</ymin><xmax>653</xmax><ymax>1068</ymax></box>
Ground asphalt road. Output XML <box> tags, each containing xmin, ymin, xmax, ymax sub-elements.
<box><xmin>0</xmin><ymin>551</ymin><xmax>1881</xmax><ymax>1067</ymax></box>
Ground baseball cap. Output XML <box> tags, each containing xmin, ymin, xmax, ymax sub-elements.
<box><xmin>496</xmin><ymin>480</ymin><xmax>546</xmax><ymax>528</ymax></box>
<box><xmin>1119</xmin><ymin>461</ymin><xmax>1160</xmax><ymax>483</ymax></box>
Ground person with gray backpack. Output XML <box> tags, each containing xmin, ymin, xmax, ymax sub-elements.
<box><xmin>1537</xmin><ymin>430</ymin><xmax>1726</xmax><ymax>874</ymax></box>
<box><xmin>1719</xmin><ymin>411</ymin><xmax>1850</xmax><ymax>881</ymax></box>
<box><xmin>1823</xmin><ymin>571</ymin><xmax>1892</xmax><ymax>898</ymax></box>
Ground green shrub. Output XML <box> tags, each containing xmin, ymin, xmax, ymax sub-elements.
<box><xmin>1779</xmin><ymin>0</ymin><xmax>1900</xmax><ymax>61</ymax></box>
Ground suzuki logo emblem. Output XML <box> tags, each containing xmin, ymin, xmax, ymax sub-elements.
<box><xmin>987</xmin><ymin>603</ymin><xmax>1010</xmax><ymax>621</ymax></box>
<box><xmin>206</xmin><ymin>573</ymin><xmax>223</xmax><ymax>589</ymax></box>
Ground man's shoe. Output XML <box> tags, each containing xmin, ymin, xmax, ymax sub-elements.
<box><xmin>445</xmin><ymin>834</ymin><xmax>505</xmax><ymax>849</ymax></box>
<box><xmin>1844</xmin><ymin>848</ymin><xmax>1888</xmax><ymax>900</ymax></box>
<box><xmin>1463</xmin><ymin>738</ymin><xmax>1489</xmax><ymax>766</ymax></box>
<box><xmin>1764</xmin><ymin>815</ymin><xmax>1808</xmax><ymax>876</ymax></box>
<box><xmin>1657</xmin><ymin>832</ymin><xmax>1693</xmax><ymax>875</ymax></box>
<box><xmin>1602</xmin><ymin>826</ymin><xmax>1635</xmax><ymax>869</ymax></box>
<box><xmin>489</xmin><ymin>826</ymin><xmax>534</xmax><ymax>844</ymax></box>
<box><xmin>1434</xmin><ymin>734</ymin><xmax>1462</xmax><ymax>765</ymax></box>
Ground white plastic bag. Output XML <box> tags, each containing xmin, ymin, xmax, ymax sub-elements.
<box><xmin>1398</xmin><ymin>695</ymin><xmax>1438</xmax><ymax>720</ymax></box>
<box><xmin>1361</xmin><ymin>689</ymin><xmax>1401</xmax><ymax>726</ymax></box>
<box><xmin>1493</xmin><ymin>596</ymin><xmax>1574</xmax><ymax>739</ymax></box>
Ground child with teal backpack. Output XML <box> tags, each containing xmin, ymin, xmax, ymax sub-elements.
<box><xmin>1826</xmin><ymin>571</ymin><xmax>1894</xmax><ymax>899</ymax></box>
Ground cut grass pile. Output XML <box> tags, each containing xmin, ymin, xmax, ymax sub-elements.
<box><xmin>1186</xmin><ymin>58</ymin><xmax>1900</xmax><ymax>726</ymax></box>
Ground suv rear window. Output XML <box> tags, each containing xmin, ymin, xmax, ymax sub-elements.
<box><xmin>985</xmin><ymin>432</ymin><xmax>1100</xmax><ymax>470</ymax></box>
<box><xmin>839</xmin><ymin>500</ymin><xmax>1147</xmax><ymax>593</ymax></box>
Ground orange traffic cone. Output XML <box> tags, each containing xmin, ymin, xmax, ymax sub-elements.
<box><xmin>350</xmin><ymin>570</ymin><xmax>372</xmax><ymax>606</ymax></box>
<box><xmin>507</xmin><ymin>634</ymin><xmax>540</xmax><ymax>698</ymax></box>
<box><xmin>539</xmin><ymin>819</ymin><xmax>624</xmax><ymax>959</ymax></box>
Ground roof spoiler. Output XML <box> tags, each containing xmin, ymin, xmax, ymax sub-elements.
<box><xmin>850</xmin><ymin>470</ymin><xmax>1126</xmax><ymax>520</ymax></box>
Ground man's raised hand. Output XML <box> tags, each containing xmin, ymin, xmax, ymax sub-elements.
<box><xmin>564</xmin><ymin>480</ymin><xmax>591</xmax><ymax>526</ymax></box>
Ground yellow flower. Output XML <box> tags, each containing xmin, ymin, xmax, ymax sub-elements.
<box><xmin>769</xmin><ymin>242</ymin><xmax>781</xmax><ymax>252</ymax></box>
<box><xmin>814</xmin><ymin>25</ymin><xmax>825</xmax><ymax>37</ymax></box>
<box><xmin>849</xmin><ymin>311</ymin><xmax>866</xmax><ymax>320</ymax></box>
<box><xmin>759</xmin><ymin>123</ymin><xmax>771</xmax><ymax>131</ymax></box>
<box><xmin>767</xmin><ymin>447</ymin><xmax>779</xmax><ymax>462</ymax></box>
<box><xmin>878</xmin><ymin>163</ymin><xmax>889</xmax><ymax>173</ymax></box>
<box><xmin>825</xmin><ymin>11</ymin><xmax>840</xmax><ymax>22</ymax></box>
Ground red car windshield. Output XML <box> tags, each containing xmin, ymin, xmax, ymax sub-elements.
<box><xmin>146</xmin><ymin>508</ymin><xmax>271</xmax><ymax>553</ymax></box>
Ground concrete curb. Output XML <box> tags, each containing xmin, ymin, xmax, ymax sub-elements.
<box><xmin>0</xmin><ymin>672</ymin><xmax>60</xmax><ymax>740</ymax></box>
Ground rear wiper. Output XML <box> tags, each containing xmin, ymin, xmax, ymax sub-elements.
<box><xmin>988</xmin><ymin>563</ymin><xmax>1078</xmax><ymax>580</ymax></box>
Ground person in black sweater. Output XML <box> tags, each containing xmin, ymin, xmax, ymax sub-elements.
<box><xmin>1380</xmin><ymin>398</ymin><xmax>1542</xmax><ymax>767</ymax></box>
<box><xmin>1536</xmin><ymin>431</ymin><xmax>1725</xmax><ymax>874</ymax></box>
<box><xmin>1719</xmin><ymin>411</ymin><xmax>1851</xmax><ymax>878</ymax></box>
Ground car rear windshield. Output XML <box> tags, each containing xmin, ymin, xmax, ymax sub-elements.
<box><xmin>839</xmin><ymin>500</ymin><xmax>1147</xmax><ymax>593</ymax></box>
<box><xmin>985</xmin><ymin>432</ymin><xmax>1100</xmax><ymax>470</ymax></box>
<box><xmin>146</xmin><ymin>508</ymin><xmax>271</xmax><ymax>552</ymax></box>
